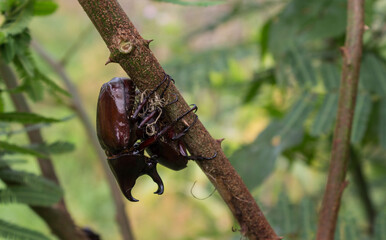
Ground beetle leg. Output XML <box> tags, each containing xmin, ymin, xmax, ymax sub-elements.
<box><xmin>138</xmin><ymin>110</ymin><xmax>158</xmax><ymax>128</ymax></box>
<box><xmin>172</xmin><ymin>115</ymin><xmax>198</xmax><ymax>140</ymax></box>
<box><xmin>156</xmin><ymin>104</ymin><xmax>198</xmax><ymax>137</ymax></box>
<box><xmin>159</xmin><ymin>73</ymin><xmax>174</xmax><ymax>99</ymax></box>
<box><xmin>185</xmin><ymin>151</ymin><xmax>218</xmax><ymax>161</ymax></box>
<box><xmin>176</xmin><ymin>141</ymin><xmax>217</xmax><ymax>161</ymax></box>
<box><xmin>165</xmin><ymin>93</ymin><xmax>178</xmax><ymax>107</ymax></box>
<box><xmin>136</xmin><ymin>104</ymin><xmax>198</xmax><ymax>152</ymax></box>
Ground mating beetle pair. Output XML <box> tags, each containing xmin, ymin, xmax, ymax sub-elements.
<box><xmin>96</xmin><ymin>74</ymin><xmax>216</xmax><ymax>202</ymax></box>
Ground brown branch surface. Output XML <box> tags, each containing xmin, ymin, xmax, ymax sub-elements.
<box><xmin>77</xmin><ymin>0</ymin><xmax>279</xmax><ymax>239</ymax></box>
<box><xmin>32</xmin><ymin>40</ymin><xmax>135</xmax><ymax>240</ymax></box>
<box><xmin>316</xmin><ymin>0</ymin><xmax>365</xmax><ymax>239</ymax></box>
<box><xmin>0</xmin><ymin>61</ymin><xmax>88</xmax><ymax>240</ymax></box>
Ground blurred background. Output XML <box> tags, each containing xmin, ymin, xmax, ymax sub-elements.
<box><xmin>1</xmin><ymin>0</ymin><xmax>386</xmax><ymax>239</ymax></box>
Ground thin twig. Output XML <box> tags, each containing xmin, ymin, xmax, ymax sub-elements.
<box><xmin>0</xmin><ymin>60</ymin><xmax>88</xmax><ymax>240</ymax></box>
<box><xmin>60</xmin><ymin>24</ymin><xmax>95</xmax><ymax>66</ymax></box>
<box><xmin>77</xmin><ymin>1</ymin><xmax>280</xmax><ymax>239</ymax></box>
<box><xmin>316</xmin><ymin>0</ymin><xmax>365</xmax><ymax>239</ymax></box>
<box><xmin>31</xmin><ymin>40</ymin><xmax>136</xmax><ymax>240</ymax></box>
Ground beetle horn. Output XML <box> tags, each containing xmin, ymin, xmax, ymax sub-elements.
<box><xmin>146</xmin><ymin>158</ymin><xmax>164</xmax><ymax>195</ymax></box>
<box><xmin>124</xmin><ymin>189</ymin><xmax>139</xmax><ymax>202</ymax></box>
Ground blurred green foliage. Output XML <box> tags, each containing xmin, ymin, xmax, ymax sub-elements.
<box><xmin>1</xmin><ymin>0</ymin><xmax>386</xmax><ymax>239</ymax></box>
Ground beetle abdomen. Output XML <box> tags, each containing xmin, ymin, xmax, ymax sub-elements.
<box><xmin>96</xmin><ymin>77</ymin><xmax>136</xmax><ymax>156</ymax></box>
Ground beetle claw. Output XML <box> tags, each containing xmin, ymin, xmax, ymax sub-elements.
<box><xmin>207</xmin><ymin>151</ymin><xmax>218</xmax><ymax>160</ymax></box>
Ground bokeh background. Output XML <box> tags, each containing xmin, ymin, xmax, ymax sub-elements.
<box><xmin>1</xmin><ymin>0</ymin><xmax>386</xmax><ymax>239</ymax></box>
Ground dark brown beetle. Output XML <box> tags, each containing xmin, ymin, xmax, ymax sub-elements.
<box><xmin>96</xmin><ymin>75</ymin><xmax>215</xmax><ymax>202</ymax></box>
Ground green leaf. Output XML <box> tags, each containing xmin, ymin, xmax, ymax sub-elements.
<box><xmin>0</xmin><ymin>169</ymin><xmax>62</xmax><ymax>195</ymax></box>
<box><xmin>0</xmin><ymin>92</ymin><xmax>4</xmax><ymax>113</ymax></box>
<box><xmin>0</xmin><ymin>1</ymin><xmax>33</xmax><ymax>37</ymax></box>
<box><xmin>14</xmin><ymin>30</ymin><xmax>32</xmax><ymax>54</ymax></box>
<box><xmin>311</xmin><ymin>93</ymin><xmax>339</xmax><ymax>136</ymax></box>
<box><xmin>300</xmin><ymin>198</ymin><xmax>316</xmax><ymax>239</ymax></box>
<box><xmin>0</xmin><ymin>141</ymin><xmax>46</xmax><ymax>158</ymax></box>
<box><xmin>0</xmin><ymin>219</ymin><xmax>50</xmax><ymax>240</ymax></box>
<box><xmin>269</xmin><ymin>0</ymin><xmax>346</xmax><ymax>56</ymax></box>
<box><xmin>278</xmin><ymin>92</ymin><xmax>315</xmax><ymax>137</ymax></box>
<box><xmin>37</xmin><ymin>71</ymin><xmax>70</xmax><ymax>97</ymax></box>
<box><xmin>260</xmin><ymin>19</ymin><xmax>272</xmax><ymax>60</ymax></box>
<box><xmin>0</xmin><ymin>185</ymin><xmax>61</xmax><ymax>206</ymax></box>
<box><xmin>230</xmin><ymin>121</ymin><xmax>304</xmax><ymax>190</ymax></box>
<box><xmin>165</xmin><ymin>43</ymin><xmax>256</xmax><ymax>90</ymax></box>
<box><xmin>0</xmin><ymin>112</ymin><xmax>61</xmax><ymax>124</ymax></box>
<box><xmin>379</xmin><ymin>100</ymin><xmax>386</xmax><ymax>149</ymax></box>
<box><xmin>230</xmin><ymin>143</ymin><xmax>277</xmax><ymax>191</ymax></box>
<box><xmin>243</xmin><ymin>70</ymin><xmax>275</xmax><ymax>104</ymax></box>
<box><xmin>30</xmin><ymin>141</ymin><xmax>75</xmax><ymax>155</ymax></box>
<box><xmin>0</xmin><ymin>32</ymin><xmax>6</xmax><ymax>44</ymax></box>
<box><xmin>351</xmin><ymin>94</ymin><xmax>372</xmax><ymax>144</ymax></box>
<box><xmin>0</xmin><ymin>36</ymin><xmax>16</xmax><ymax>63</ymax></box>
<box><xmin>15</xmin><ymin>52</ymin><xmax>35</xmax><ymax>78</ymax></box>
<box><xmin>361</xmin><ymin>54</ymin><xmax>386</xmax><ymax>96</ymax></box>
<box><xmin>0</xmin><ymin>159</ymin><xmax>27</xmax><ymax>168</ymax></box>
<box><xmin>266</xmin><ymin>191</ymin><xmax>318</xmax><ymax>239</ymax></box>
<box><xmin>33</xmin><ymin>0</ymin><xmax>58</xmax><ymax>16</ymax></box>
<box><xmin>154</xmin><ymin>0</ymin><xmax>224</xmax><ymax>6</ymax></box>
<box><xmin>374</xmin><ymin>211</ymin><xmax>386</xmax><ymax>240</ymax></box>
<box><xmin>320</xmin><ymin>63</ymin><xmax>340</xmax><ymax>91</ymax></box>
<box><xmin>14</xmin><ymin>52</ymin><xmax>45</xmax><ymax>101</ymax></box>
<box><xmin>287</xmin><ymin>45</ymin><xmax>317</xmax><ymax>86</ymax></box>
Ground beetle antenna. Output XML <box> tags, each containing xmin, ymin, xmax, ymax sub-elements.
<box><xmin>190</xmin><ymin>181</ymin><xmax>217</xmax><ymax>200</ymax></box>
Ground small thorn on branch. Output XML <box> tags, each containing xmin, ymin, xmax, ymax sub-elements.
<box><xmin>144</xmin><ymin>39</ymin><xmax>153</xmax><ymax>48</ymax></box>
<box><xmin>216</xmin><ymin>138</ymin><xmax>225</xmax><ymax>146</ymax></box>
<box><xmin>105</xmin><ymin>58</ymin><xmax>113</xmax><ymax>65</ymax></box>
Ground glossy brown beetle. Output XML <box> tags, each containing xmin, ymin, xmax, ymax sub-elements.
<box><xmin>96</xmin><ymin>74</ymin><xmax>215</xmax><ymax>202</ymax></box>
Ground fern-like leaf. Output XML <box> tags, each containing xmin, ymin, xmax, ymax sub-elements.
<box><xmin>0</xmin><ymin>112</ymin><xmax>60</xmax><ymax>124</ymax></box>
<box><xmin>0</xmin><ymin>141</ymin><xmax>46</xmax><ymax>158</ymax></box>
<box><xmin>0</xmin><ymin>185</ymin><xmax>62</xmax><ymax>206</ymax></box>
<box><xmin>351</xmin><ymin>94</ymin><xmax>372</xmax><ymax>144</ymax></box>
<box><xmin>29</xmin><ymin>141</ymin><xmax>75</xmax><ymax>155</ymax></box>
<box><xmin>0</xmin><ymin>219</ymin><xmax>50</xmax><ymax>240</ymax></box>
<box><xmin>0</xmin><ymin>1</ymin><xmax>34</xmax><ymax>37</ymax></box>
<box><xmin>0</xmin><ymin>159</ymin><xmax>27</xmax><ymax>168</ymax></box>
<box><xmin>0</xmin><ymin>169</ymin><xmax>62</xmax><ymax>195</ymax></box>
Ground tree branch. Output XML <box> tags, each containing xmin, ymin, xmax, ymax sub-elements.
<box><xmin>31</xmin><ymin>40</ymin><xmax>135</xmax><ymax>240</ymax></box>
<box><xmin>0</xmin><ymin>61</ymin><xmax>88</xmax><ymax>240</ymax></box>
<box><xmin>316</xmin><ymin>0</ymin><xmax>365</xmax><ymax>239</ymax></box>
<box><xmin>77</xmin><ymin>0</ymin><xmax>279</xmax><ymax>239</ymax></box>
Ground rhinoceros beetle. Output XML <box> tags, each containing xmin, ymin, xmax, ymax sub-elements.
<box><xmin>96</xmin><ymin>74</ymin><xmax>216</xmax><ymax>202</ymax></box>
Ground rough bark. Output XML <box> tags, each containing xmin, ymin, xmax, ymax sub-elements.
<box><xmin>77</xmin><ymin>0</ymin><xmax>279</xmax><ymax>239</ymax></box>
<box><xmin>0</xmin><ymin>61</ymin><xmax>88</xmax><ymax>240</ymax></box>
<box><xmin>316</xmin><ymin>0</ymin><xmax>365</xmax><ymax>239</ymax></box>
